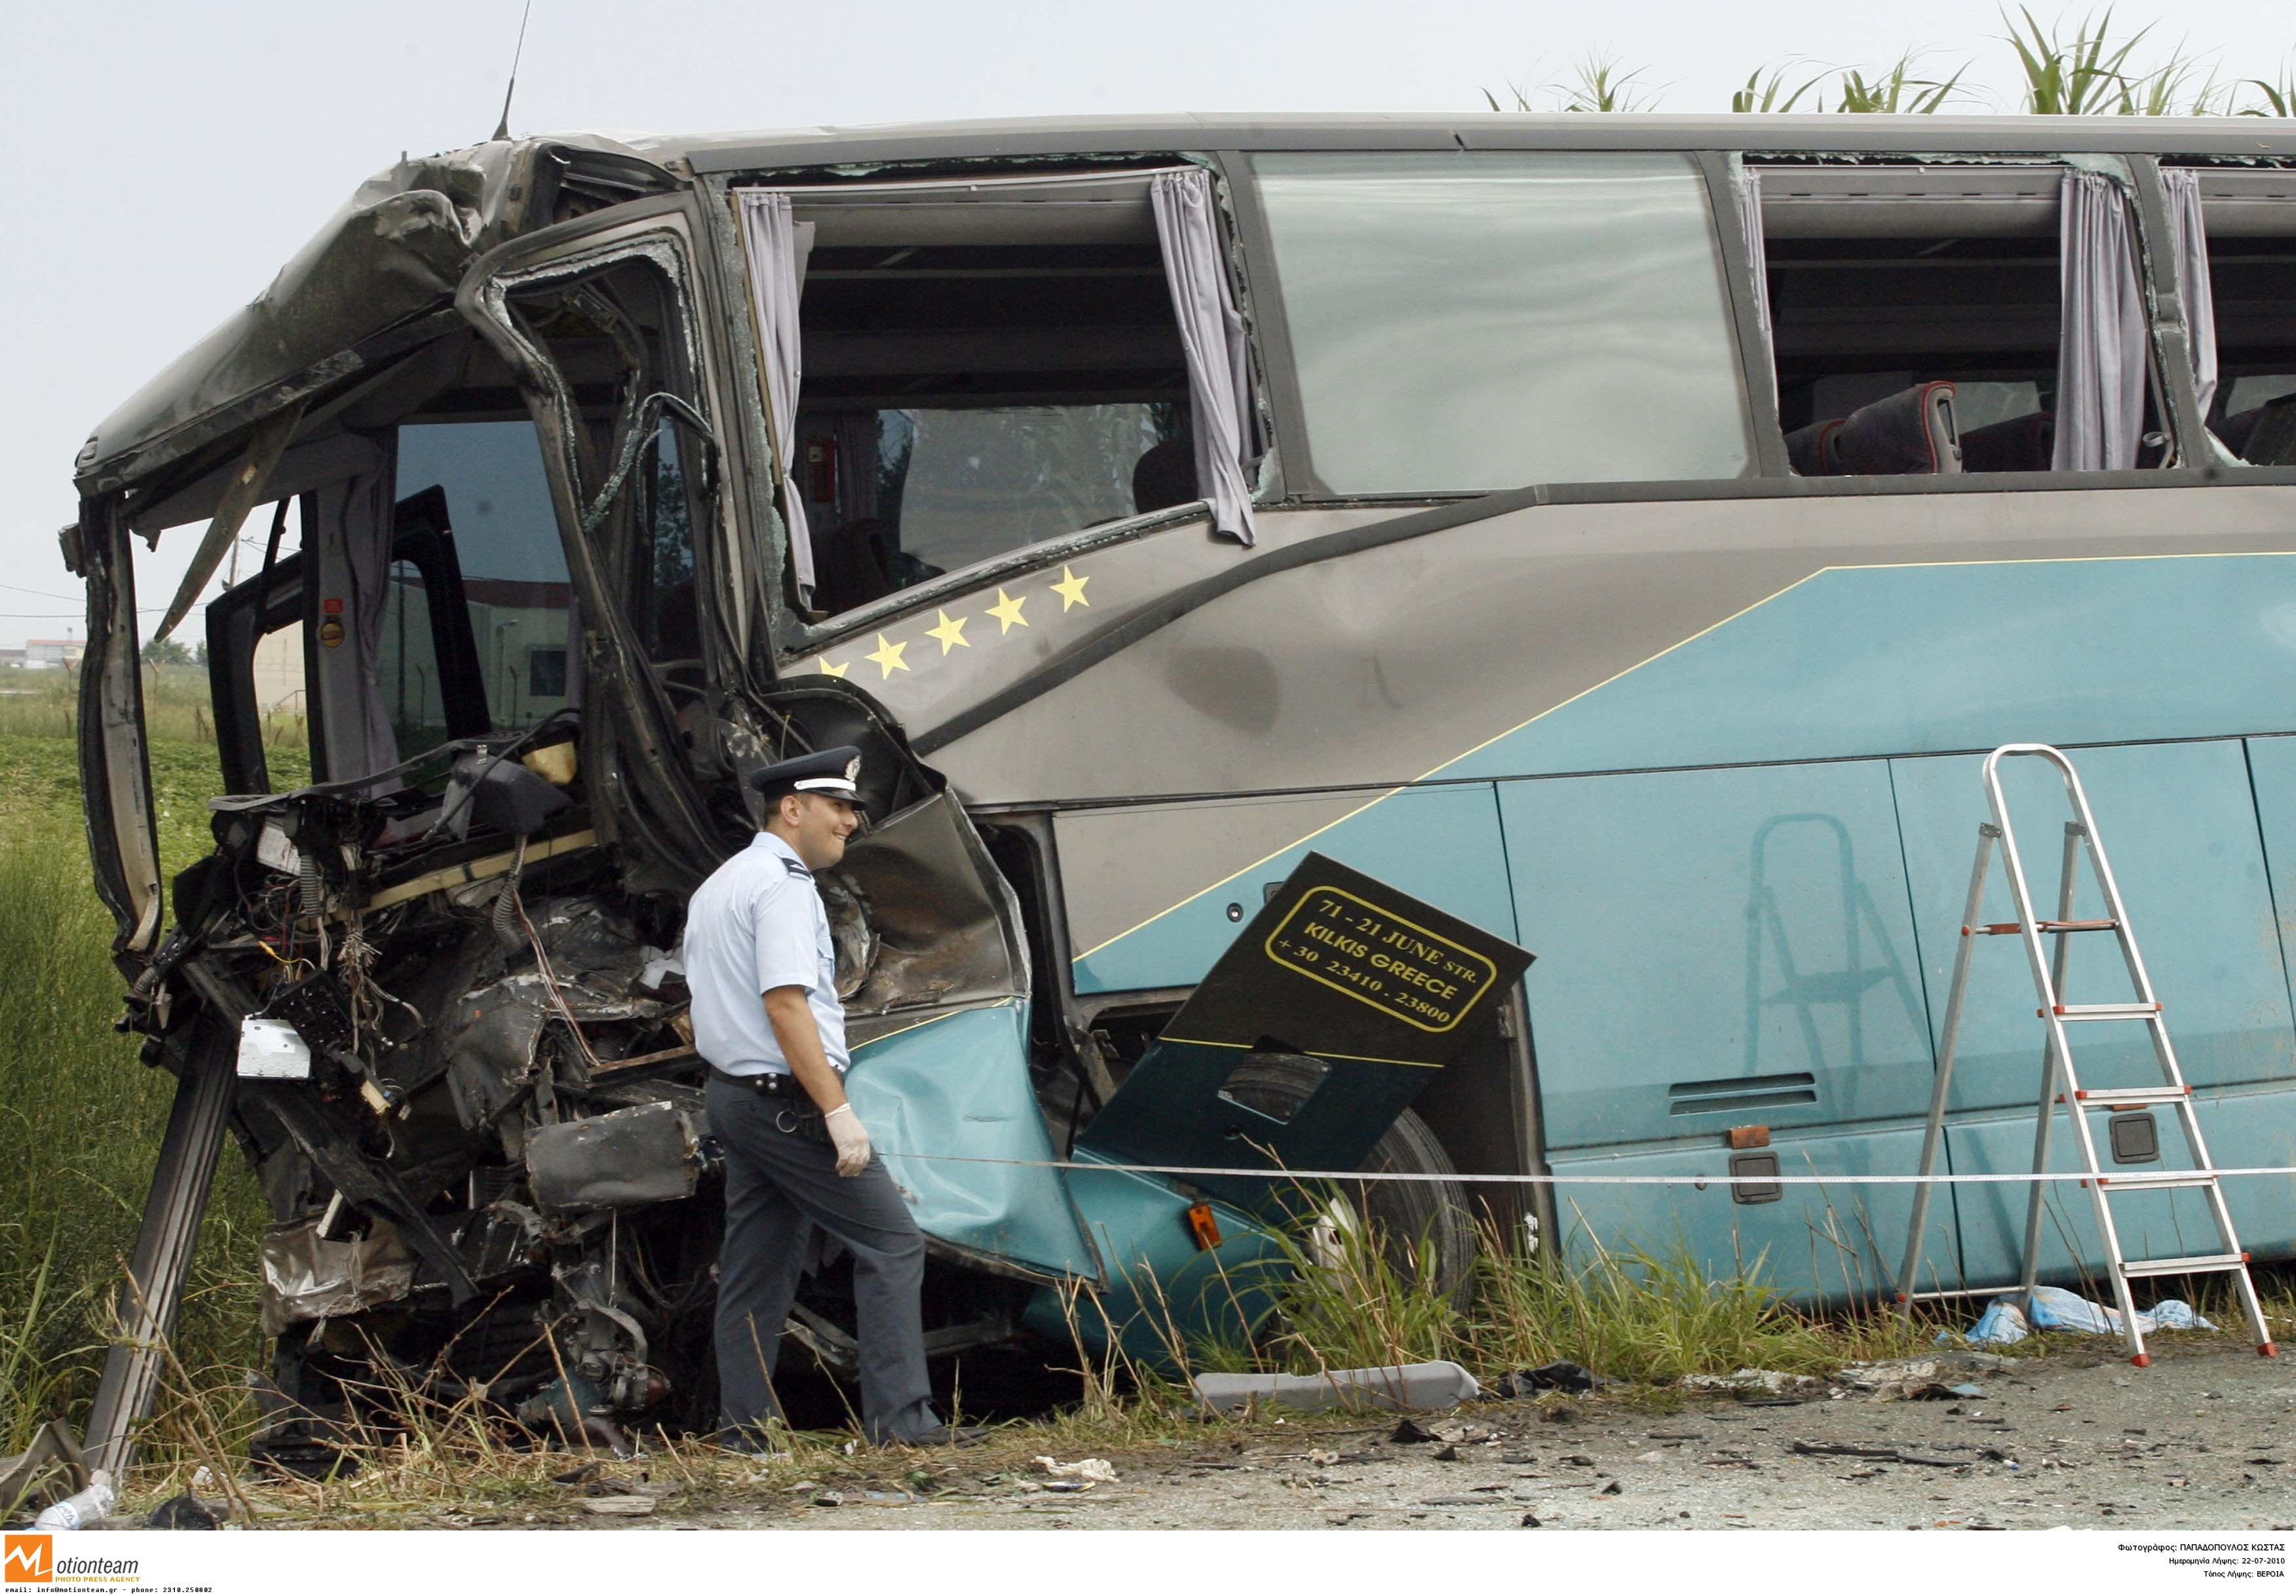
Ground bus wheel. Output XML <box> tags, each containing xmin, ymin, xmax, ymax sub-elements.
<box><xmin>1215</xmin><ymin>1054</ymin><xmax>1477</xmax><ymax>1308</ymax></box>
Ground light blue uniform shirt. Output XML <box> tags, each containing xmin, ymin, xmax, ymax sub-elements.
<box><xmin>684</xmin><ymin>831</ymin><xmax>849</xmax><ymax>1078</ymax></box>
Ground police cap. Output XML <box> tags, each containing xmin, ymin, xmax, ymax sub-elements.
<box><xmin>750</xmin><ymin>746</ymin><xmax>865</xmax><ymax>810</ymax></box>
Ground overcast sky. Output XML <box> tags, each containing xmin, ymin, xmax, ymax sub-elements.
<box><xmin>3</xmin><ymin>0</ymin><xmax>2291</xmax><ymax>649</ymax></box>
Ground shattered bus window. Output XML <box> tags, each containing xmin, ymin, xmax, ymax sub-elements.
<box><xmin>858</xmin><ymin>403</ymin><xmax>1179</xmax><ymax>591</ymax></box>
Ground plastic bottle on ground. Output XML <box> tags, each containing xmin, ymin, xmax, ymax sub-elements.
<box><xmin>33</xmin><ymin>1470</ymin><xmax>116</xmax><ymax>1531</ymax></box>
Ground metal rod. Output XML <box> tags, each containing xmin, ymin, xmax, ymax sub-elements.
<box><xmin>2012</xmin><ymin>822</ymin><xmax>2085</xmax><ymax>1317</ymax></box>
<box><xmin>1896</xmin><ymin>824</ymin><xmax>1996</xmax><ymax>1310</ymax></box>
<box><xmin>83</xmin><ymin>1029</ymin><xmax>237</xmax><ymax>1475</ymax></box>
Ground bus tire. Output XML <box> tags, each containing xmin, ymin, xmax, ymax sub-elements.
<box><xmin>1215</xmin><ymin>1054</ymin><xmax>1477</xmax><ymax>1308</ymax></box>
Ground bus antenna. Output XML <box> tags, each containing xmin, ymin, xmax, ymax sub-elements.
<box><xmin>492</xmin><ymin>0</ymin><xmax>535</xmax><ymax>142</ymax></box>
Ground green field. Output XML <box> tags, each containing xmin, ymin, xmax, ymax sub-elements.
<box><xmin>0</xmin><ymin>670</ymin><xmax>299</xmax><ymax>1464</ymax></box>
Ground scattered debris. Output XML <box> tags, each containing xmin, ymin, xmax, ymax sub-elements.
<box><xmin>1837</xmin><ymin>1358</ymin><xmax>1937</xmax><ymax>1392</ymax></box>
<box><xmin>0</xmin><ymin>1422</ymin><xmax>92</xmax><ymax>1519</ymax></box>
<box><xmin>1683</xmin><ymin>1369</ymin><xmax>1821</xmax><ymax>1396</ymax></box>
<box><xmin>1432</xmin><ymin>1445</ymin><xmax>1463</xmax><ymax>1462</ymax></box>
<box><xmin>1598</xmin><ymin>1479</ymin><xmax>1623</xmax><ymax>1495</ymax></box>
<box><xmin>1520</xmin><ymin>1512</ymin><xmax>1543</xmax><ymax>1527</ymax></box>
<box><xmin>1949</xmin><ymin>1285</ymin><xmax>2215</xmax><ymax>1346</ymax></box>
<box><xmin>1191</xmin><ymin>1361</ymin><xmax>1482</xmax><ymax>1416</ymax></box>
<box><xmin>1915</xmin><ymin>1383</ymin><xmax>1989</xmax><ymax>1402</ymax></box>
<box><xmin>1390</xmin><ymin>1418</ymin><xmax>1442</xmax><ymax>1445</ymax></box>
<box><xmin>31</xmin><ymin>1472</ymin><xmax>115</xmax><ymax>1532</ymax></box>
<box><xmin>581</xmin><ymin>1496</ymin><xmax>659</xmax><ymax>1516</ymax></box>
<box><xmin>1495</xmin><ymin>1361</ymin><xmax>1599</xmax><ymax>1396</ymax></box>
<box><xmin>1791</xmin><ymin>1441</ymin><xmax>1961</xmax><ymax>1468</ymax></box>
<box><xmin>1035</xmin><ymin>1456</ymin><xmax>1118</xmax><ymax>1484</ymax></box>
<box><xmin>145</xmin><ymin>1494</ymin><xmax>223</xmax><ymax>1530</ymax></box>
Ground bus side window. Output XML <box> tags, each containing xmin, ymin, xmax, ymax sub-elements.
<box><xmin>2183</xmin><ymin>166</ymin><xmax>2296</xmax><ymax>466</ymax></box>
<box><xmin>1251</xmin><ymin>151</ymin><xmax>1756</xmax><ymax>495</ymax></box>
<box><xmin>1751</xmin><ymin>162</ymin><xmax>2170</xmax><ymax>477</ymax></box>
<box><xmin>752</xmin><ymin>172</ymin><xmax>1214</xmax><ymax>621</ymax></box>
<box><xmin>204</xmin><ymin>503</ymin><xmax>309</xmax><ymax>797</ymax></box>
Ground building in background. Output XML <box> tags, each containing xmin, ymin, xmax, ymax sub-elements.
<box><xmin>23</xmin><ymin>638</ymin><xmax>84</xmax><ymax>669</ymax></box>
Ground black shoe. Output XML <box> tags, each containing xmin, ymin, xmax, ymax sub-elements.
<box><xmin>895</xmin><ymin>1424</ymin><xmax>991</xmax><ymax>1447</ymax></box>
<box><xmin>708</xmin><ymin>1425</ymin><xmax>787</xmax><ymax>1457</ymax></box>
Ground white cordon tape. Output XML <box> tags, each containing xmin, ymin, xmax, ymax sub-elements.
<box><xmin>877</xmin><ymin>1151</ymin><xmax>2296</xmax><ymax>1187</ymax></box>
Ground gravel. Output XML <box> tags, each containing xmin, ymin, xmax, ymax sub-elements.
<box><xmin>668</xmin><ymin>1340</ymin><xmax>2296</xmax><ymax>1532</ymax></box>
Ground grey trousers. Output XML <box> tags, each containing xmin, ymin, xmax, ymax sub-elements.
<box><xmin>705</xmin><ymin>1076</ymin><xmax>938</xmax><ymax>1443</ymax></box>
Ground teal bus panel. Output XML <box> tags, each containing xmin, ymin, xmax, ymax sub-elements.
<box><xmin>2238</xmin><ymin>735</ymin><xmax>2296</xmax><ymax>1028</ymax></box>
<box><xmin>1546</xmin><ymin>1124</ymin><xmax>1952</xmax><ymax>1304</ymax></box>
<box><xmin>1500</xmin><ymin>761</ymin><xmax>1936</xmax><ymax>1152</ymax></box>
<box><xmin>1020</xmin><ymin>1160</ymin><xmax>1288</xmax><ymax>1371</ymax></box>
<box><xmin>2189</xmin><ymin>1088</ymin><xmax>2296</xmax><ymax>1265</ymax></box>
<box><xmin>1443</xmin><ymin>555</ymin><xmax>2296</xmax><ymax>784</ymax></box>
<box><xmin>848</xmin><ymin>1001</ymin><xmax>1100</xmax><ymax>1282</ymax></box>
<box><xmin>1891</xmin><ymin>741</ymin><xmax>2294</xmax><ymax>1115</ymax></box>
<box><xmin>1940</xmin><ymin>1089</ymin><xmax>2296</xmax><ymax>1286</ymax></box>
<box><xmin>1071</xmin><ymin>782</ymin><xmax>1516</xmax><ymax>995</ymax></box>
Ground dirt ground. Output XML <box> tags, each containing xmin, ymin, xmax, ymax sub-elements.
<box><xmin>632</xmin><ymin>1340</ymin><xmax>2296</xmax><ymax>1532</ymax></box>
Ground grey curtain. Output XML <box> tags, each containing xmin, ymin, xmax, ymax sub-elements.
<box><xmin>736</xmin><ymin>191</ymin><xmax>816</xmax><ymax>603</ymax></box>
<box><xmin>2162</xmin><ymin>168</ymin><xmax>2219</xmax><ymax>421</ymax></box>
<box><xmin>1150</xmin><ymin>169</ymin><xmax>1257</xmax><ymax>545</ymax></box>
<box><xmin>2053</xmin><ymin>172</ymin><xmax>2149</xmax><ymax>472</ymax></box>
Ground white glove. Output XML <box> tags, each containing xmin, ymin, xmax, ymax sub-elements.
<box><xmin>824</xmin><ymin>1104</ymin><xmax>873</xmax><ymax>1177</ymax></box>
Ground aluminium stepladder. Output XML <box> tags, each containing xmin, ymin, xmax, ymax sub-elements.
<box><xmin>1894</xmin><ymin>743</ymin><xmax>2276</xmax><ymax>1365</ymax></box>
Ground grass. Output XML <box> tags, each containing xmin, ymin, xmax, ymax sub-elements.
<box><xmin>1486</xmin><ymin>11</ymin><xmax>2295</xmax><ymax>117</ymax></box>
<box><xmin>0</xmin><ymin>669</ymin><xmax>297</xmax><ymax>1472</ymax></box>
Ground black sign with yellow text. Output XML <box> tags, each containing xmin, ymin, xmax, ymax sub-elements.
<box><xmin>1167</xmin><ymin>852</ymin><xmax>1529</xmax><ymax>1069</ymax></box>
<box><xmin>1074</xmin><ymin>854</ymin><xmax>1533</xmax><ymax>1200</ymax></box>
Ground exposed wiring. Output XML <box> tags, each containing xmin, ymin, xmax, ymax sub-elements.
<box><xmin>497</xmin><ymin>844</ymin><xmax>605</xmax><ymax>1076</ymax></box>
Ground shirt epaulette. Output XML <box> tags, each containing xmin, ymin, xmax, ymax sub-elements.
<box><xmin>782</xmin><ymin>858</ymin><xmax>813</xmax><ymax>881</ymax></box>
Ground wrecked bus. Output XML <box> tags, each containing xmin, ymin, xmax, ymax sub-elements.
<box><xmin>64</xmin><ymin>113</ymin><xmax>2296</xmax><ymax>1466</ymax></box>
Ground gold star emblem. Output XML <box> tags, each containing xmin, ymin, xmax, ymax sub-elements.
<box><xmin>987</xmin><ymin>588</ymin><xmax>1029</xmax><ymax>634</ymax></box>
<box><xmin>927</xmin><ymin>609</ymin><xmax>970</xmax><ymax>654</ymax></box>
<box><xmin>1050</xmin><ymin>565</ymin><xmax>1090</xmax><ymax>611</ymax></box>
<box><xmin>865</xmin><ymin>633</ymin><xmax>910</xmax><ymax>677</ymax></box>
<box><xmin>815</xmin><ymin>656</ymin><xmax>850</xmax><ymax>679</ymax></box>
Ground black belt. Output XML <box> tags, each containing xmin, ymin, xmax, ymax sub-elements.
<box><xmin>710</xmin><ymin>1068</ymin><xmax>832</xmax><ymax>1141</ymax></box>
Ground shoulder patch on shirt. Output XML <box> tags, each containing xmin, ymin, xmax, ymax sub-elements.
<box><xmin>781</xmin><ymin>858</ymin><xmax>814</xmax><ymax>881</ymax></box>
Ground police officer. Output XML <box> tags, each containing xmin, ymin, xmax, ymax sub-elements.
<box><xmin>685</xmin><ymin>746</ymin><xmax>951</xmax><ymax>1447</ymax></box>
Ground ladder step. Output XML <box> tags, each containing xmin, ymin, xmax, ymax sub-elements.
<box><xmin>1970</xmin><ymin>919</ymin><xmax>2120</xmax><ymax>936</ymax></box>
<box><xmin>2118</xmin><ymin>1253</ymin><xmax>2250</xmax><ymax>1279</ymax></box>
<box><xmin>2059</xmin><ymin>1086</ymin><xmax>2191</xmax><ymax>1107</ymax></box>
<box><xmin>2042</xmin><ymin>1002</ymin><xmax>2163</xmax><ymax>1021</ymax></box>
<box><xmin>2095</xmin><ymin>1171</ymin><xmax>2219</xmax><ymax>1191</ymax></box>
<box><xmin>1900</xmin><ymin>1284</ymin><xmax>2038</xmax><ymax>1302</ymax></box>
